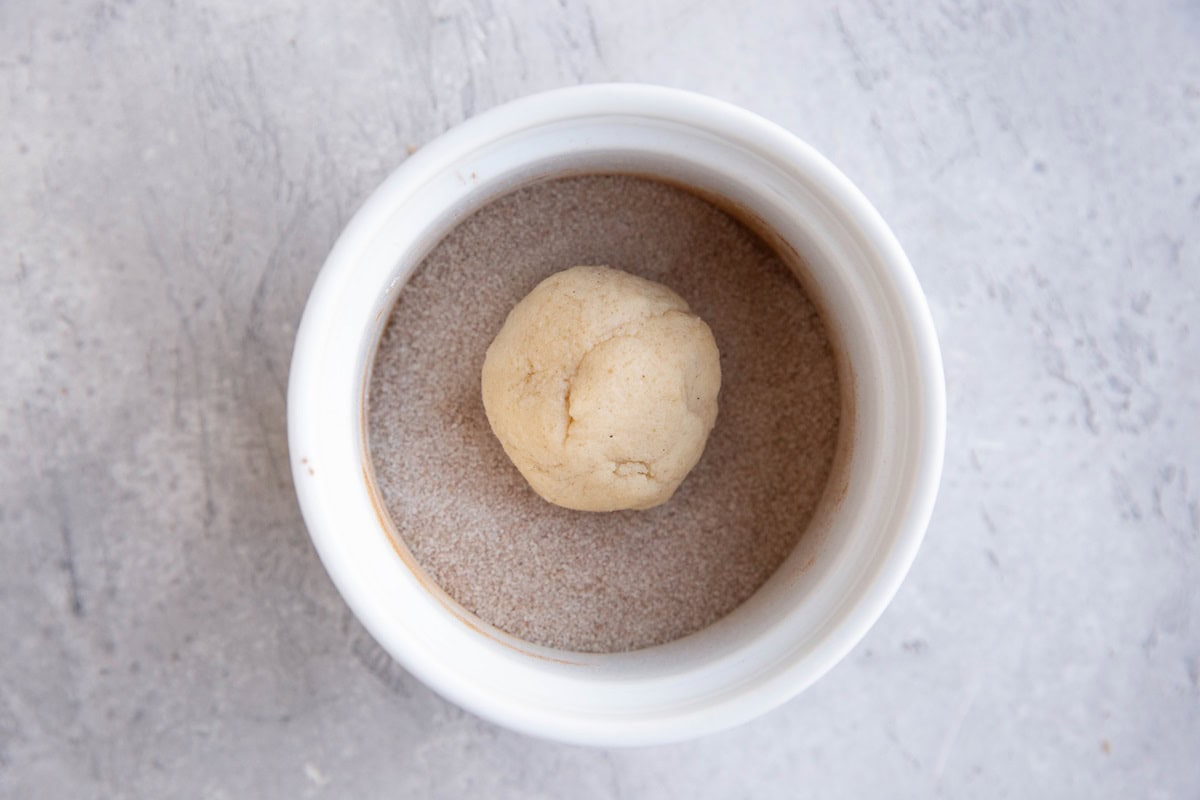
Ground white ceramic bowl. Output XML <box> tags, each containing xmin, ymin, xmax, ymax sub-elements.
<box><xmin>288</xmin><ymin>84</ymin><xmax>945</xmax><ymax>746</ymax></box>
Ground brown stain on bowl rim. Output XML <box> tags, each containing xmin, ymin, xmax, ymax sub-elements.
<box><xmin>359</xmin><ymin>375</ymin><xmax>580</xmax><ymax>666</ymax></box>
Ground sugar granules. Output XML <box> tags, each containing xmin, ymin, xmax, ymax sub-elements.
<box><xmin>368</xmin><ymin>174</ymin><xmax>841</xmax><ymax>653</ymax></box>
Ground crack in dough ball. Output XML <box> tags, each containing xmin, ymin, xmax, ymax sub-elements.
<box><xmin>481</xmin><ymin>266</ymin><xmax>721</xmax><ymax>512</ymax></box>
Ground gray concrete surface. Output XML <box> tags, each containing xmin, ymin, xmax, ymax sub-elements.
<box><xmin>2</xmin><ymin>1</ymin><xmax>1198</xmax><ymax>797</ymax></box>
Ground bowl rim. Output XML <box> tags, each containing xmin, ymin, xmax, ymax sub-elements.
<box><xmin>288</xmin><ymin>83</ymin><xmax>945</xmax><ymax>745</ymax></box>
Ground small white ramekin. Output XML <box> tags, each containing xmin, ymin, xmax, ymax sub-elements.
<box><xmin>288</xmin><ymin>84</ymin><xmax>944</xmax><ymax>746</ymax></box>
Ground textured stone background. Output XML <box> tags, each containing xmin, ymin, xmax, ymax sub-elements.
<box><xmin>2</xmin><ymin>1</ymin><xmax>1197</xmax><ymax>796</ymax></box>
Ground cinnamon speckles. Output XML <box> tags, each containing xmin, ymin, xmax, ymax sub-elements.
<box><xmin>368</xmin><ymin>174</ymin><xmax>840</xmax><ymax>653</ymax></box>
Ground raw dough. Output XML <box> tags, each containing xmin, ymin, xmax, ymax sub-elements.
<box><xmin>481</xmin><ymin>266</ymin><xmax>721</xmax><ymax>511</ymax></box>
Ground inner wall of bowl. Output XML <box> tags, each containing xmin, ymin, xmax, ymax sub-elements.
<box><xmin>358</xmin><ymin>116</ymin><xmax>903</xmax><ymax>692</ymax></box>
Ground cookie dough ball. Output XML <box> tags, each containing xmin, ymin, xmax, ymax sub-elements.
<box><xmin>481</xmin><ymin>266</ymin><xmax>721</xmax><ymax>512</ymax></box>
